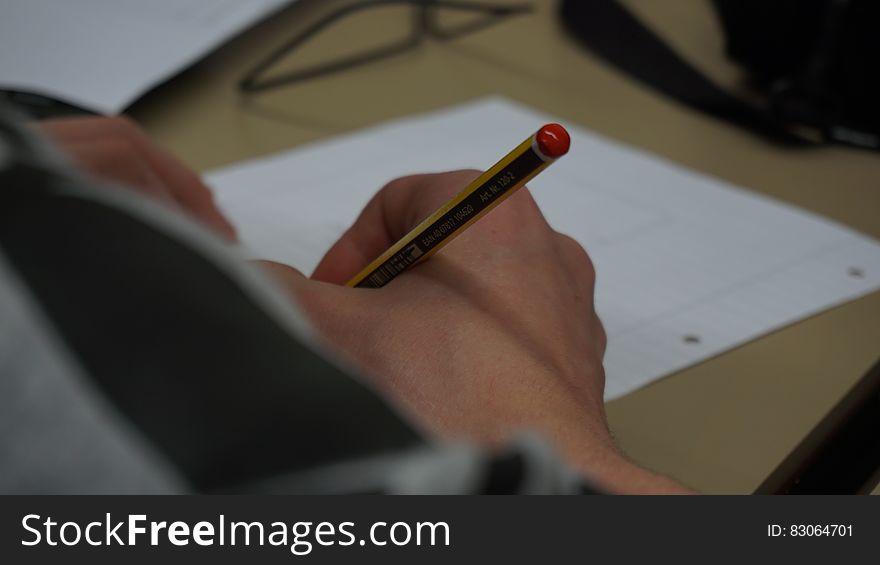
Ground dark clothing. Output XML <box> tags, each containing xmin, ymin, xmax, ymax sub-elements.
<box><xmin>0</xmin><ymin>107</ymin><xmax>594</xmax><ymax>494</ymax></box>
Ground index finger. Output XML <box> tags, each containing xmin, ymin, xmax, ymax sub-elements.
<box><xmin>311</xmin><ymin>170</ymin><xmax>480</xmax><ymax>284</ymax></box>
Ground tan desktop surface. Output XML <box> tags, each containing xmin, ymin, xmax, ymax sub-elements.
<box><xmin>129</xmin><ymin>0</ymin><xmax>880</xmax><ymax>493</ymax></box>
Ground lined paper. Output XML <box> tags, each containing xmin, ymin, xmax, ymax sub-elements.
<box><xmin>207</xmin><ymin>98</ymin><xmax>880</xmax><ymax>400</ymax></box>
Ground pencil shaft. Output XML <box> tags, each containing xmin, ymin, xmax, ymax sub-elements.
<box><xmin>347</xmin><ymin>136</ymin><xmax>554</xmax><ymax>288</ymax></box>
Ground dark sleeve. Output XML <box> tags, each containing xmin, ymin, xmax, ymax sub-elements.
<box><xmin>0</xmin><ymin>106</ymin><xmax>600</xmax><ymax>494</ymax></box>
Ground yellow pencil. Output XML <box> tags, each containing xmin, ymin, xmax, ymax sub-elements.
<box><xmin>347</xmin><ymin>123</ymin><xmax>571</xmax><ymax>288</ymax></box>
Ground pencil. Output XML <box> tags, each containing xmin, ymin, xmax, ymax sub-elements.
<box><xmin>346</xmin><ymin>123</ymin><xmax>571</xmax><ymax>288</ymax></box>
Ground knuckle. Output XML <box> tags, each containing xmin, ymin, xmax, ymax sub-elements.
<box><xmin>382</xmin><ymin>174</ymin><xmax>420</xmax><ymax>193</ymax></box>
<box><xmin>383</xmin><ymin>169</ymin><xmax>480</xmax><ymax>202</ymax></box>
<box><xmin>595</xmin><ymin>318</ymin><xmax>608</xmax><ymax>357</ymax></box>
<box><xmin>511</xmin><ymin>187</ymin><xmax>540</xmax><ymax>214</ymax></box>
<box><xmin>508</xmin><ymin>184</ymin><xmax>533</xmax><ymax>202</ymax></box>
<box><xmin>557</xmin><ymin>233</ymin><xmax>595</xmax><ymax>274</ymax></box>
<box><xmin>490</xmin><ymin>187</ymin><xmax>543</xmax><ymax>228</ymax></box>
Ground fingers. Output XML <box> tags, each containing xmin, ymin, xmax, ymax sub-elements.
<box><xmin>132</xmin><ymin>135</ymin><xmax>238</xmax><ymax>241</ymax></box>
<box><xmin>312</xmin><ymin>169</ymin><xmax>558</xmax><ymax>284</ymax></box>
<box><xmin>57</xmin><ymin>137</ymin><xmax>176</xmax><ymax>205</ymax></box>
<box><xmin>310</xmin><ymin>229</ymin><xmax>379</xmax><ymax>285</ymax></box>
<box><xmin>38</xmin><ymin>116</ymin><xmax>237</xmax><ymax>241</ymax></box>
<box><xmin>312</xmin><ymin>170</ymin><xmax>482</xmax><ymax>284</ymax></box>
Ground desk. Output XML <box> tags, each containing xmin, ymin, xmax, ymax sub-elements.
<box><xmin>129</xmin><ymin>0</ymin><xmax>880</xmax><ymax>493</ymax></box>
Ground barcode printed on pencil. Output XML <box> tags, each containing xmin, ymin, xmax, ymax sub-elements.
<box><xmin>365</xmin><ymin>264</ymin><xmax>397</xmax><ymax>288</ymax></box>
<box><xmin>364</xmin><ymin>256</ymin><xmax>413</xmax><ymax>287</ymax></box>
<box><xmin>363</xmin><ymin>244</ymin><xmax>423</xmax><ymax>288</ymax></box>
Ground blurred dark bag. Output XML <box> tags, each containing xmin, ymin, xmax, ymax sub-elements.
<box><xmin>560</xmin><ymin>0</ymin><xmax>880</xmax><ymax>150</ymax></box>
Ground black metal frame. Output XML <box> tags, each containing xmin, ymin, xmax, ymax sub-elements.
<box><xmin>239</xmin><ymin>0</ymin><xmax>534</xmax><ymax>93</ymax></box>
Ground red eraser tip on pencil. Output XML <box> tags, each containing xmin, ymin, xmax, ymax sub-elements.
<box><xmin>535</xmin><ymin>123</ymin><xmax>571</xmax><ymax>159</ymax></box>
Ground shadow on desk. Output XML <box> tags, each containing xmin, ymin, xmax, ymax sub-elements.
<box><xmin>756</xmin><ymin>357</ymin><xmax>880</xmax><ymax>494</ymax></box>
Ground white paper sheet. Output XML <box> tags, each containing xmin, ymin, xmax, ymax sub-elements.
<box><xmin>207</xmin><ymin>98</ymin><xmax>880</xmax><ymax>400</ymax></box>
<box><xmin>0</xmin><ymin>0</ymin><xmax>294</xmax><ymax>114</ymax></box>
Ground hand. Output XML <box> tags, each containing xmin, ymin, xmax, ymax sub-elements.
<box><xmin>36</xmin><ymin>116</ymin><xmax>236</xmax><ymax>241</ymax></box>
<box><xmin>262</xmin><ymin>170</ymin><xmax>688</xmax><ymax>493</ymax></box>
